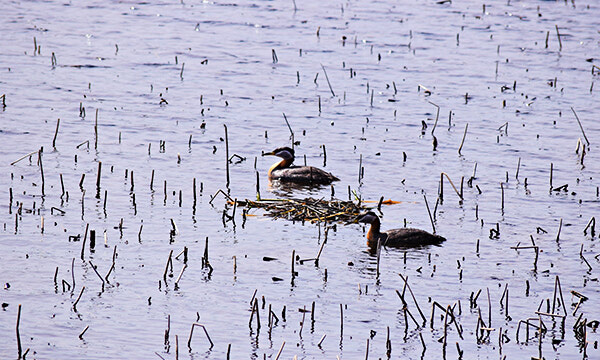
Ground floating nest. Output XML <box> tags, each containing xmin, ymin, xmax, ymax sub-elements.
<box><xmin>234</xmin><ymin>197</ymin><xmax>369</xmax><ymax>223</ymax></box>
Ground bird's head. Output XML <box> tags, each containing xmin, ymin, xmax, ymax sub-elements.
<box><xmin>356</xmin><ymin>211</ymin><xmax>379</xmax><ymax>224</ymax></box>
<box><xmin>262</xmin><ymin>146</ymin><xmax>295</xmax><ymax>160</ymax></box>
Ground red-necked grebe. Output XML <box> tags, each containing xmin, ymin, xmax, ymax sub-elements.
<box><xmin>262</xmin><ymin>146</ymin><xmax>339</xmax><ymax>185</ymax></box>
<box><xmin>357</xmin><ymin>211</ymin><xmax>446</xmax><ymax>248</ymax></box>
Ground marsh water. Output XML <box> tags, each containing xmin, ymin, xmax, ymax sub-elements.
<box><xmin>1</xmin><ymin>0</ymin><xmax>599</xmax><ymax>359</ymax></box>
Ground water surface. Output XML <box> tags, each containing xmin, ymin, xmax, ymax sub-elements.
<box><xmin>1</xmin><ymin>0</ymin><xmax>599</xmax><ymax>359</ymax></box>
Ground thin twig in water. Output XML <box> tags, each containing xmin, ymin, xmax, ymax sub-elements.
<box><xmin>458</xmin><ymin>123</ymin><xmax>468</xmax><ymax>154</ymax></box>
<box><xmin>320</xmin><ymin>64</ymin><xmax>336</xmax><ymax>96</ymax></box>
<box><xmin>187</xmin><ymin>323</ymin><xmax>214</xmax><ymax>348</ymax></box>
<box><xmin>423</xmin><ymin>194</ymin><xmax>436</xmax><ymax>234</ymax></box>
<box><xmin>571</xmin><ymin>107</ymin><xmax>590</xmax><ymax>145</ymax></box>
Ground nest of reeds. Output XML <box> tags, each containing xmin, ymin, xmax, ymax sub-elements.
<box><xmin>234</xmin><ymin>197</ymin><xmax>369</xmax><ymax>223</ymax></box>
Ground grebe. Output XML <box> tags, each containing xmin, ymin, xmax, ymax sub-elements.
<box><xmin>262</xmin><ymin>146</ymin><xmax>339</xmax><ymax>185</ymax></box>
<box><xmin>357</xmin><ymin>211</ymin><xmax>445</xmax><ymax>248</ymax></box>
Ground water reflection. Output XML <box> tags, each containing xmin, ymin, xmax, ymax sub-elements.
<box><xmin>268</xmin><ymin>180</ymin><xmax>333</xmax><ymax>197</ymax></box>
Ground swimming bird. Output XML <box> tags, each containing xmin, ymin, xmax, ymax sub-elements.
<box><xmin>357</xmin><ymin>211</ymin><xmax>445</xmax><ymax>249</ymax></box>
<box><xmin>262</xmin><ymin>146</ymin><xmax>339</xmax><ymax>185</ymax></box>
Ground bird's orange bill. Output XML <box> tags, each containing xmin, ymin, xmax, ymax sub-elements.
<box><xmin>362</xmin><ymin>199</ymin><xmax>404</xmax><ymax>205</ymax></box>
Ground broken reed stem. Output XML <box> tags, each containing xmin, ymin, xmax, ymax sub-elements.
<box><xmin>208</xmin><ymin>189</ymin><xmax>234</xmax><ymax>204</ymax></box>
<box><xmin>358</xmin><ymin>154</ymin><xmax>363</xmax><ymax>183</ymax></box>
<box><xmin>175</xmin><ymin>264</ymin><xmax>188</xmax><ymax>286</ymax></box>
<box><xmin>80</xmin><ymin>223</ymin><xmax>89</xmax><ymax>259</ymax></box>
<box><xmin>104</xmin><ymin>246</ymin><xmax>117</xmax><ymax>282</ymax></box>
<box><xmin>299</xmin><ymin>305</ymin><xmax>306</xmax><ymax>337</ymax></box>
<box><xmin>10</xmin><ymin>150</ymin><xmax>39</xmax><ymax>166</ymax></box>
<box><xmin>89</xmin><ymin>230</ymin><xmax>95</xmax><ymax>250</ymax></box>
<box><xmin>73</xmin><ymin>286</ymin><xmax>85</xmax><ymax>309</ymax></box>
<box><xmin>571</xmin><ymin>107</ymin><xmax>590</xmax><ymax>146</ymax></box>
<box><xmin>193</xmin><ymin>178</ymin><xmax>197</xmax><ymax>207</ymax></box>
<box><xmin>395</xmin><ymin>291</ymin><xmax>421</xmax><ymax>328</ymax></box>
<box><xmin>458</xmin><ymin>123</ymin><xmax>468</xmax><ymax>154</ymax></box>
<box><xmin>94</xmin><ymin>109</ymin><xmax>98</xmax><ymax>149</ymax></box>
<box><xmin>553</xmin><ymin>276</ymin><xmax>568</xmax><ymax>316</ymax></box>
<box><xmin>419</xmin><ymin>332</ymin><xmax>426</xmax><ymax>351</ymax></box>
<box><xmin>580</xmin><ymin>244</ymin><xmax>593</xmax><ymax>271</ymax></box>
<box><xmin>487</xmin><ymin>288</ymin><xmax>492</xmax><ymax>327</ymax></box>
<box><xmin>88</xmin><ymin>260</ymin><xmax>105</xmax><ymax>291</ymax></box>
<box><xmin>274</xmin><ymin>341</ymin><xmax>285</xmax><ymax>360</ymax></box>
<box><xmin>249</xmin><ymin>298</ymin><xmax>261</xmax><ymax>329</ymax></box>
<box><xmin>249</xmin><ymin>289</ymin><xmax>257</xmax><ymax>306</ymax></box>
<box><xmin>76</xmin><ymin>140</ymin><xmax>89</xmax><ymax>149</ymax></box>
<box><xmin>423</xmin><ymin>194</ymin><xmax>436</xmax><ymax>234</ymax></box>
<box><xmin>187</xmin><ymin>323</ymin><xmax>214</xmax><ymax>349</ymax></box>
<box><xmin>60</xmin><ymin>173</ymin><xmax>65</xmax><ymax>197</ymax></box>
<box><xmin>163</xmin><ymin>250</ymin><xmax>173</xmax><ymax>284</ymax></box>
<box><xmin>79</xmin><ymin>325</ymin><xmax>89</xmax><ymax>339</ymax></box>
<box><xmin>428</xmin><ymin>101</ymin><xmax>440</xmax><ymax>136</ymax></box>
<box><xmin>501</xmin><ymin>182</ymin><xmax>504</xmax><ymax>211</ymax></box>
<box><xmin>171</xmin><ymin>219</ymin><xmax>178</xmax><ymax>235</ymax></box>
<box><xmin>449</xmin><ymin>306</ymin><xmax>464</xmax><ymax>339</ymax></box>
<box><xmin>555</xmin><ymin>24</ymin><xmax>562</xmax><ymax>51</ymax></box>
<box><xmin>318</xmin><ymin>334</ymin><xmax>326</xmax><ymax>347</ymax></box>
<box><xmin>291</xmin><ymin>249</ymin><xmax>296</xmax><ymax>277</ymax></box>
<box><xmin>440</xmin><ymin>172</ymin><xmax>464</xmax><ymax>200</ymax></box>
<box><xmin>500</xmin><ymin>284</ymin><xmax>509</xmax><ymax>316</ymax></box>
<box><xmin>78</xmin><ymin>325</ymin><xmax>89</xmax><ymax>339</ymax></box>
<box><xmin>71</xmin><ymin>258</ymin><xmax>76</xmax><ymax>291</ymax></box>
<box><xmin>535</xmin><ymin>311</ymin><xmax>565</xmax><ymax>319</ymax></box>
<box><xmin>96</xmin><ymin>161</ymin><xmax>102</xmax><ymax>193</ymax></box>
<box><xmin>281</xmin><ymin>112</ymin><xmax>295</xmax><ymax>150</ymax></box>
<box><xmin>38</xmin><ymin>148</ymin><xmax>45</xmax><ymax>196</ymax></box>
<box><xmin>52</xmin><ymin>118</ymin><xmax>60</xmax><ymax>148</ymax></box>
<box><xmin>256</xmin><ymin>171</ymin><xmax>261</xmax><ymax>200</ymax></box>
<box><xmin>340</xmin><ymin>303</ymin><xmax>344</xmax><ymax>336</ymax></box>
<box><xmin>538</xmin><ymin>316</ymin><xmax>543</xmax><ymax>358</ymax></box>
<box><xmin>16</xmin><ymin>304</ymin><xmax>22</xmax><ymax>359</ymax></box>
<box><xmin>398</xmin><ymin>274</ymin><xmax>426</xmax><ymax>324</ymax></box>
<box><xmin>320</xmin><ymin>63</ymin><xmax>336</xmax><ymax>96</ymax></box>
<box><xmin>583</xmin><ymin>216</ymin><xmax>595</xmax><ymax>236</ymax></box>
<box><xmin>315</xmin><ymin>239</ymin><xmax>326</xmax><ymax>262</ymax></box>
<box><xmin>442</xmin><ymin>305</ymin><xmax>450</xmax><ymax>349</ymax></box>
<box><xmin>150</xmin><ymin>169</ymin><xmax>155</xmax><ymax>190</ymax></box>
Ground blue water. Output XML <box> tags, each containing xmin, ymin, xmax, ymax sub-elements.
<box><xmin>0</xmin><ymin>0</ymin><xmax>599</xmax><ymax>359</ymax></box>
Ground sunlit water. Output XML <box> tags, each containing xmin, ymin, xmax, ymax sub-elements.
<box><xmin>1</xmin><ymin>0</ymin><xmax>599</xmax><ymax>359</ymax></box>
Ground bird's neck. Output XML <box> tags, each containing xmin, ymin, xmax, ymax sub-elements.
<box><xmin>268</xmin><ymin>158</ymin><xmax>293</xmax><ymax>177</ymax></box>
<box><xmin>366</xmin><ymin>217</ymin><xmax>381</xmax><ymax>243</ymax></box>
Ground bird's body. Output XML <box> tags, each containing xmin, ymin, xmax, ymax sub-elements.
<box><xmin>358</xmin><ymin>212</ymin><xmax>445</xmax><ymax>249</ymax></box>
<box><xmin>264</xmin><ymin>146</ymin><xmax>339</xmax><ymax>185</ymax></box>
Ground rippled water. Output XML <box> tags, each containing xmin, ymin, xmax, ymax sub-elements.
<box><xmin>1</xmin><ymin>0</ymin><xmax>599</xmax><ymax>359</ymax></box>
